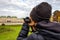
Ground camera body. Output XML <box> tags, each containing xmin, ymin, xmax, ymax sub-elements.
<box><xmin>24</xmin><ymin>17</ymin><xmax>31</xmax><ymax>23</ymax></box>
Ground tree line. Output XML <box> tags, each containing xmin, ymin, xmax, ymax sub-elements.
<box><xmin>0</xmin><ymin>16</ymin><xmax>17</xmax><ymax>18</ymax></box>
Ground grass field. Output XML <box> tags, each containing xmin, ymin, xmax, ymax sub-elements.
<box><xmin>0</xmin><ymin>25</ymin><xmax>32</xmax><ymax>40</ymax></box>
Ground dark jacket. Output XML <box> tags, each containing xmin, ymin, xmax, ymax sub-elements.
<box><xmin>17</xmin><ymin>21</ymin><xmax>60</xmax><ymax>40</ymax></box>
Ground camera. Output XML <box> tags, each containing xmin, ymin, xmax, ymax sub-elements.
<box><xmin>24</xmin><ymin>17</ymin><xmax>31</xmax><ymax>23</ymax></box>
<box><xmin>24</xmin><ymin>17</ymin><xmax>36</xmax><ymax>32</ymax></box>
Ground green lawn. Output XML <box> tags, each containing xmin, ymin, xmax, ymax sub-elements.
<box><xmin>0</xmin><ymin>25</ymin><xmax>32</xmax><ymax>40</ymax></box>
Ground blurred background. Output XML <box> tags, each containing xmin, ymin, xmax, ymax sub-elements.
<box><xmin>0</xmin><ymin>0</ymin><xmax>60</xmax><ymax>40</ymax></box>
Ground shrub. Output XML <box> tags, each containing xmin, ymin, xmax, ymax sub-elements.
<box><xmin>1</xmin><ymin>23</ymin><xmax>5</xmax><ymax>26</ymax></box>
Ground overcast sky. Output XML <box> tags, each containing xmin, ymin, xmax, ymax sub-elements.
<box><xmin>0</xmin><ymin>0</ymin><xmax>60</xmax><ymax>18</ymax></box>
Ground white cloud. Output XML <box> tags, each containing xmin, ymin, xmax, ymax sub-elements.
<box><xmin>0</xmin><ymin>0</ymin><xmax>60</xmax><ymax>18</ymax></box>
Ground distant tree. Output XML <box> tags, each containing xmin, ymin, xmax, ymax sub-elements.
<box><xmin>0</xmin><ymin>16</ymin><xmax>7</xmax><ymax>18</ymax></box>
<box><xmin>12</xmin><ymin>16</ymin><xmax>17</xmax><ymax>18</ymax></box>
<box><xmin>0</xmin><ymin>16</ymin><xmax>17</xmax><ymax>18</ymax></box>
<box><xmin>7</xmin><ymin>16</ymin><xmax>11</xmax><ymax>18</ymax></box>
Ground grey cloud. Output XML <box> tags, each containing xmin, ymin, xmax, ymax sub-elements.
<box><xmin>0</xmin><ymin>11</ymin><xmax>14</xmax><ymax>16</ymax></box>
<box><xmin>0</xmin><ymin>0</ymin><xmax>11</xmax><ymax>5</ymax></box>
<box><xmin>0</xmin><ymin>3</ymin><xmax>31</xmax><ymax>12</ymax></box>
<box><xmin>0</xmin><ymin>0</ymin><xmax>60</xmax><ymax>18</ymax></box>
